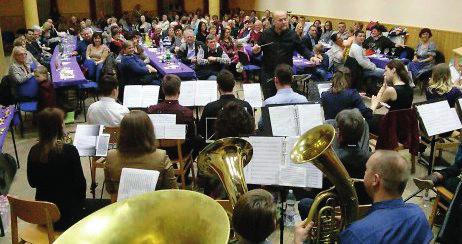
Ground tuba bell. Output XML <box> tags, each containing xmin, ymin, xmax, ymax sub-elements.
<box><xmin>291</xmin><ymin>124</ymin><xmax>359</xmax><ymax>243</ymax></box>
<box><xmin>197</xmin><ymin>137</ymin><xmax>253</xmax><ymax>209</ymax></box>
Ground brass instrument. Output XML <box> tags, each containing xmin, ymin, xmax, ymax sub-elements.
<box><xmin>54</xmin><ymin>190</ymin><xmax>230</xmax><ymax>244</ymax></box>
<box><xmin>197</xmin><ymin>137</ymin><xmax>253</xmax><ymax>208</ymax></box>
<box><xmin>291</xmin><ymin>124</ymin><xmax>359</xmax><ymax>243</ymax></box>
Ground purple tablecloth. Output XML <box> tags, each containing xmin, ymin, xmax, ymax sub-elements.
<box><xmin>368</xmin><ymin>55</ymin><xmax>410</xmax><ymax>69</ymax></box>
<box><xmin>143</xmin><ymin>46</ymin><xmax>196</xmax><ymax>79</ymax></box>
<box><xmin>0</xmin><ymin>106</ymin><xmax>16</xmax><ymax>153</ymax></box>
<box><xmin>51</xmin><ymin>37</ymin><xmax>88</xmax><ymax>88</ymax></box>
<box><xmin>244</xmin><ymin>44</ymin><xmax>314</xmax><ymax>74</ymax></box>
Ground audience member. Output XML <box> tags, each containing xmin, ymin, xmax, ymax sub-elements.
<box><xmin>84</xmin><ymin>32</ymin><xmax>109</xmax><ymax>82</ymax></box>
<box><xmin>87</xmin><ymin>75</ymin><xmax>129</xmax><ymax>126</ymax></box>
<box><xmin>426</xmin><ymin>63</ymin><xmax>462</xmax><ymax>107</ymax></box>
<box><xmin>13</xmin><ymin>36</ymin><xmax>40</xmax><ymax>70</ymax></box>
<box><xmin>263</xmin><ymin>64</ymin><xmax>307</xmax><ymax>106</ymax></box>
<box><xmin>321</xmin><ymin>66</ymin><xmax>372</xmax><ymax>121</ymax></box>
<box><xmin>337</xmin><ymin>22</ymin><xmax>350</xmax><ymax>40</ymax></box>
<box><xmin>9</xmin><ymin>46</ymin><xmax>34</xmax><ymax>84</ymax></box>
<box><xmin>232</xmin><ymin>189</ymin><xmax>276</xmax><ymax>244</ymax></box>
<box><xmin>73</xmin><ymin>28</ymin><xmax>92</xmax><ymax>63</ymax></box>
<box><xmin>302</xmin><ymin>25</ymin><xmax>319</xmax><ymax>53</ymax></box>
<box><xmin>309</xmin><ymin>44</ymin><xmax>329</xmax><ymax>81</ymax></box>
<box><xmin>408</xmin><ymin>28</ymin><xmax>437</xmax><ymax>80</ymax></box>
<box><xmin>363</xmin><ymin>25</ymin><xmax>403</xmax><ymax>54</ymax></box>
<box><xmin>199</xmin><ymin>69</ymin><xmax>252</xmax><ymax>138</ymax></box>
<box><xmin>177</xmin><ymin>29</ymin><xmax>206</xmax><ymax>67</ymax></box>
<box><xmin>348</xmin><ymin>30</ymin><xmax>385</xmax><ymax>79</ymax></box>
<box><xmin>34</xmin><ymin>65</ymin><xmax>56</xmax><ymax>110</ymax></box>
<box><xmin>319</xmin><ymin>20</ymin><xmax>334</xmax><ymax>43</ymax></box>
<box><xmin>119</xmin><ymin>40</ymin><xmax>159</xmax><ymax>85</ymax></box>
<box><xmin>196</xmin><ymin>21</ymin><xmax>208</xmax><ymax>43</ymax></box>
<box><xmin>137</xmin><ymin>15</ymin><xmax>151</xmax><ymax>34</ymax></box>
<box><xmin>196</xmin><ymin>34</ymin><xmax>231</xmax><ymax>80</ymax></box>
<box><xmin>104</xmin><ymin>110</ymin><xmax>178</xmax><ymax>196</ymax></box>
<box><xmin>326</xmin><ymin>33</ymin><xmax>345</xmax><ymax>70</ymax></box>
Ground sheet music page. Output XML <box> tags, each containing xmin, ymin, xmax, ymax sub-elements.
<box><xmin>317</xmin><ymin>83</ymin><xmax>331</xmax><ymax>96</ymax></box>
<box><xmin>95</xmin><ymin>134</ymin><xmax>110</xmax><ymax>157</ymax></box>
<box><xmin>123</xmin><ymin>85</ymin><xmax>143</xmax><ymax>108</ymax></box>
<box><xmin>141</xmin><ymin>85</ymin><xmax>160</xmax><ymax>107</ymax></box>
<box><xmin>153</xmin><ymin>123</ymin><xmax>166</xmax><ymax>139</ymax></box>
<box><xmin>417</xmin><ymin>101</ymin><xmax>462</xmax><ymax>136</ymax></box>
<box><xmin>243</xmin><ymin>83</ymin><xmax>263</xmax><ymax>108</ymax></box>
<box><xmin>245</xmin><ymin>137</ymin><xmax>284</xmax><ymax>185</ymax></box>
<box><xmin>148</xmin><ymin>114</ymin><xmax>176</xmax><ymax>125</ymax></box>
<box><xmin>296</xmin><ymin>104</ymin><xmax>324</xmax><ymax>135</ymax></box>
<box><xmin>282</xmin><ymin>136</ymin><xmax>323</xmax><ymax>188</ymax></box>
<box><xmin>269</xmin><ymin>106</ymin><xmax>298</xmax><ymax>136</ymax></box>
<box><xmin>195</xmin><ymin>80</ymin><xmax>218</xmax><ymax>106</ymax></box>
<box><xmin>117</xmin><ymin>168</ymin><xmax>160</xmax><ymax>202</ymax></box>
<box><xmin>164</xmin><ymin>124</ymin><xmax>186</xmax><ymax>139</ymax></box>
<box><xmin>178</xmin><ymin>81</ymin><xmax>196</xmax><ymax>106</ymax></box>
<box><xmin>73</xmin><ymin>124</ymin><xmax>101</xmax><ymax>156</ymax></box>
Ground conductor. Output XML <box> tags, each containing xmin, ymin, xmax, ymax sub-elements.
<box><xmin>252</xmin><ymin>11</ymin><xmax>312</xmax><ymax>98</ymax></box>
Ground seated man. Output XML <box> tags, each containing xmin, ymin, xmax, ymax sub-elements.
<box><xmin>199</xmin><ymin>69</ymin><xmax>253</xmax><ymax>138</ymax></box>
<box><xmin>348</xmin><ymin>30</ymin><xmax>385</xmax><ymax>79</ymax></box>
<box><xmin>119</xmin><ymin>40</ymin><xmax>159</xmax><ymax>86</ymax></box>
<box><xmin>301</xmin><ymin>25</ymin><xmax>319</xmax><ymax>53</ymax></box>
<box><xmin>87</xmin><ymin>75</ymin><xmax>129</xmax><ymax>127</ymax></box>
<box><xmin>196</xmin><ymin>34</ymin><xmax>231</xmax><ymax>80</ymax></box>
<box><xmin>298</xmin><ymin>109</ymin><xmax>372</xmax><ymax>219</ymax></box>
<box><xmin>177</xmin><ymin>28</ymin><xmax>205</xmax><ymax>67</ymax></box>
<box><xmin>414</xmin><ymin>140</ymin><xmax>462</xmax><ymax>193</ymax></box>
<box><xmin>263</xmin><ymin>64</ymin><xmax>308</xmax><ymax>106</ymax></box>
<box><xmin>231</xmin><ymin>189</ymin><xmax>277</xmax><ymax>244</ymax></box>
<box><xmin>295</xmin><ymin>150</ymin><xmax>433</xmax><ymax>244</ymax></box>
<box><xmin>73</xmin><ymin>28</ymin><xmax>92</xmax><ymax>63</ymax></box>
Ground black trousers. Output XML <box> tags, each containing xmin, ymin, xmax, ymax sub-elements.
<box><xmin>260</xmin><ymin>68</ymin><xmax>277</xmax><ymax>99</ymax></box>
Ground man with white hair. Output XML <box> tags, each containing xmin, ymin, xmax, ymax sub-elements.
<box><xmin>177</xmin><ymin>28</ymin><xmax>206</xmax><ymax>67</ymax></box>
<box><xmin>252</xmin><ymin>11</ymin><xmax>311</xmax><ymax>98</ymax></box>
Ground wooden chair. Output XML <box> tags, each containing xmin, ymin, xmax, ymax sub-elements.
<box><xmin>158</xmin><ymin>139</ymin><xmax>196</xmax><ymax>189</ymax></box>
<box><xmin>420</xmin><ymin>131</ymin><xmax>460</xmax><ymax>167</ymax></box>
<box><xmin>90</xmin><ymin>127</ymin><xmax>120</xmax><ymax>198</ymax></box>
<box><xmin>429</xmin><ymin>186</ymin><xmax>454</xmax><ymax>228</ymax></box>
<box><xmin>7</xmin><ymin>195</ymin><xmax>62</xmax><ymax>244</ymax></box>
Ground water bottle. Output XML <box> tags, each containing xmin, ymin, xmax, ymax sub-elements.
<box><xmin>198</xmin><ymin>45</ymin><xmax>204</xmax><ymax>60</ymax></box>
<box><xmin>159</xmin><ymin>40</ymin><xmax>164</xmax><ymax>53</ymax></box>
<box><xmin>165</xmin><ymin>49</ymin><xmax>171</xmax><ymax>64</ymax></box>
<box><xmin>284</xmin><ymin>189</ymin><xmax>297</xmax><ymax>227</ymax></box>
<box><xmin>0</xmin><ymin>195</ymin><xmax>10</xmax><ymax>233</ymax></box>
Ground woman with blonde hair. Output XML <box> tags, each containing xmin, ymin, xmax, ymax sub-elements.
<box><xmin>426</xmin><ymin>63</ymin><xmax>462</xmax><ymax>107</ymax></box>
<box><xmin>104</xmin><ymin>110</ymin><xmax>178</xmax><ymax>196</ymax></box>
<box><xmin>321</xmin><ymin>66</ymin><xmax>372</xmax><ymax>120</ymax></box>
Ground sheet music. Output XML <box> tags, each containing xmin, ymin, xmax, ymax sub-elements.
<box><xmin>148</xmin><ymin>114</ymin><xmax>176</xmax><ymax>125</ymax></box>
<box><xmin>141</xmin><ymin>85</ymin><xmax>160</xmax><ymax>107</ymax></box>
<box><xmin>317</xmin><ymin>83</ymin><xmax>331</xmax><ymax>96</ymax></box>
<box><xmin>153</xmin><ymin>124</ymin><xmax>166</xmax><ymax>139</ymax></box>
<box><xmin>417</xmin><ymin>101</ymin><xmax>462</xmax><ymax>136</ymax></box>
<box><xmin>296</xmin><ymin>104</ymin><xmax>324</xmax><ymax>135</ymax></box>
<box><xmin>245</xmin><ymin>137</ymin><xmax>283</xmax><ymax>185</ymax></box>
<box><xmin>305</xmin><ymin>163</ymin><xmax>323</xmax><ymax>188</ymax></box>
<box><xmin>117</xmin><ymin>168</ymin><xmax>159</xmax><ymax>202</ymax></box>
<box><xmin>243</xmin><ymin>83</ymin><xmax>263</xmax><ymax>108</ymax></box>
<box><xmin>195</xmin><ymin>80</ymin><xmax>218</xmax><ymax>106</ymax></box>
<box><xmin>73</xmin><ymin>124</ymin><xmax>102</xmax><ymax>156</ymax></box>
<box><xmin>269</xmin><ymin>106</ymin><xmax>298</xmax><ymax>136</ymax></box>
<box><xmin>164</xmin><ymin>124</ymin><xmax>186</xmax><ymax>139</ymax></box>
<box><xmin>178</xmin><ymin>81</ymin><xmax>196</xmax><ymax>106</ymax></box>
<box><xmin>279</xmin><ymin>164</ymin><xmax>308</xmax><ymax>187</ymax></box>
<box><xmin>123</xmin><ymin>85</ymin><xmax>143</xmax><ymax>108</ymax></box>
<box><xmin>95</xmin><ymin>134</ymin><xmax>110</xmax><ymax>157</ymax></box>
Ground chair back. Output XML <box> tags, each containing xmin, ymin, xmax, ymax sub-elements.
<box><xmin>0</xmin><ymin>75</ymin><xmax>18</xmax><ymax>106</ymax></box>
<box><xmin>103</xmin><ymin>127</ymin><xmax>120</xmax><ymax>145</ymax></box>
<box><xmin>344</xmin><ymin>56</ymin><xmax>364</xmax><ymax>90</ymax></box>
<box><xmin>376</xmin><ymin>108</ymin><xmax>420</xmax><ymax>155</ymax></box>
<box><xmin>17</xmin><ymin>77</ymin><xmax>39</xmax><ymax>101</ymax></box>
<box><xmin>7</xmin><ymin>195</ymin><xmax>60</xmax><ymax>244</ymax></box>
<box><xmin>435</xmin><ymin>50</ymin><xmax>446</xmax><ymax>64</ymax></box>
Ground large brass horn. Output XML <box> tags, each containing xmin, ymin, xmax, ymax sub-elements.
<box><xmin>197</xmin><ymin>137</ymin><xmax>253</xmax><ymax>208</ymax></box>
<box><xmin>54</xmin><ymin>190</ymin><xmax>230</xmax><ymax>244</ymax></box>
<box><xmin>291</xmin><ymin>124</ymin><xmax>359</xmax><ymax>243</ymax></box>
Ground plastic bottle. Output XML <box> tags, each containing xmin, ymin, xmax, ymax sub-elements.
<box><xmin>197</xmin><ymin>45</ymin><xmax>204</xmax><ymax>60</ymax></box>
<box><xmin>159</xmin><ymin>40</ymin><xmax>164</xmax><ymax>53</ymax></box>
<box><xmin>0</xmin><ymin>195</ymin><xmax>10</xmax><ymax>233</ymax></box>
<box><xmin>284</xmin><ymin>189</ymin><xmax>296</xmax><ymax>227</ymax></box>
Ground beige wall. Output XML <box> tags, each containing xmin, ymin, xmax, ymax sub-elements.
<box><xmin>249</xmin><ymin>0</ymin><xmax>462</xmax><ymax>32</ymax></box>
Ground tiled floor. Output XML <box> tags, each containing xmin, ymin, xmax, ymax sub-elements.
<box><xmin>0</xmin><ymin>83</ymin><xmax>451</xmax><ymax>243</ymax></box>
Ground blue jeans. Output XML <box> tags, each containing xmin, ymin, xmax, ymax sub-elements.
<box><xmin>83</xmin><ymin>60</ymin><xmax>104</xmax><ymax>82</ymax></box>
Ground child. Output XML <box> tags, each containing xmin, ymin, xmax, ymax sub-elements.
<box><xmin>310</xmin><ymin>44</ymin><xmax>330</xmax><ymax>81</ymax></box>
<box><xmin>34</xmin><ymin>66</ymin><xmax>56</xmax><ymax>111</ymax></box>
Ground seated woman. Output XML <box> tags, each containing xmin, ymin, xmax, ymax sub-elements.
<box><xmin>13</xmin><ymin>36</ymin><xmax>40</xmax><ymax>70</ymax></box>
<box><xmin>369</xmin><ymin>60</ymin><xmax>413</xmax><ymax>134</ymax></box>
<box><xmin>426</xmin><ymin>63</ymin><xmax>462</xmax><ymax>107</ymax></box>
<box><xmin>161</xmin><ymin>27</ymin><xmax>176</xmax><ymax>48</ymax></box>
<box><xmin>84</xmin><ymin>32</ymin><xmax>109</xmax><ymax>82</ymax></box>
<box><xmin>321</xmin><ymin>66</ymin><xmax>372</xmax><ymax>121</ymax></box>
<box><xmin>104</xmin><ymin>110</ymin><xmax>178</xmax><ymax>197</ymax></box>
<box><xmin>27</xmin><ymin>108</ymin><xmax>107</xmax><ymax>231</ymax></box>
<box><xmin>326</xmin><ymin>33</ymin><xmax>345</xmax><ymax>71</ymax></box>
<box><xmin>408</xmin><ymin>28</ymin><xmax>437</xmax><ymax>80</ymax></box>
<box><xmin>8</xmin><ymin>46</ymin><xmax>34</xmax><ymax>84</ymax></box>
<box><xmin>231</xmin><ymin>189</ymin><xmax>277</xmax><ymax>244</ymax></box>
<box><xmin>119</xmin><ymin>40</ymin><xmax>159</xmax><ymax>85</ymax></box>
<box><xmin>136</xmin><ymin>15</ymin><xmax>151</xmax><ymax>34</ymax></box>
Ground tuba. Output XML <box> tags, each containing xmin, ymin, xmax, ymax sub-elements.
<box><xmin>197</xmin><ymin>137</ymin><xmax>253</xmax><ymax>209</ymax></box>
<box><xmin>291</xmin><ymin>124</ymin><xmax>359</xmax><ymax>243</ymax></box>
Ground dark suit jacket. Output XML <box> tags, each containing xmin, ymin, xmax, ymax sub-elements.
<box><xmin>198</xmin><ymin>94</ymin><xmax>253</xmax><ymax>137</ymax></box>
<box><xmin>301</xmin><ymin>34</ymin><xmax>319</xmax><ymax>52</ymax></box>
